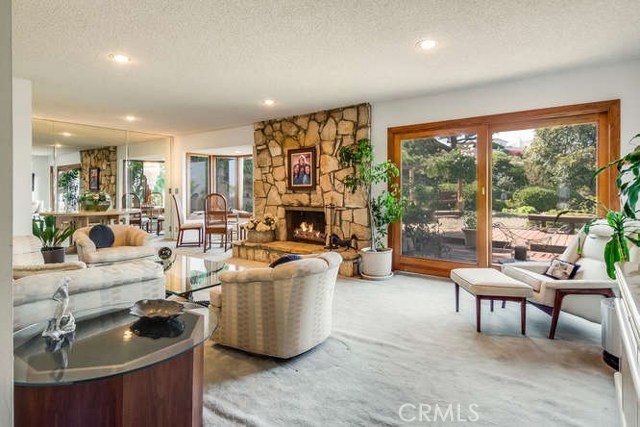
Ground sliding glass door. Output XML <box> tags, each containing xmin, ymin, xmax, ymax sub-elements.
<box><xmin>388</xmin><ymin>101</ymin><xmax>619</xmax><ymax>276</ymax></box>
<box><xmin>391</xmin><ymin>126</ymin><xmax>488</xmax><ymax>275</ymax></box>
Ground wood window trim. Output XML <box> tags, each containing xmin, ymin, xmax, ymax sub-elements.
<box><xmin>185</xmin><ymin>153</ymin><xmax>253</xmax><ymax>213</ymax></box>
<box><xmin>387</xmin><ymin>100</ymin><xmax>621</xmax><ymax>277</ymax></box>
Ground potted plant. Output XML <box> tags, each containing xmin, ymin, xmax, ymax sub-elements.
<box><xmin>589</xmin><ymin>132</ymin><xmax>640</xmax><ymax>278</ymax></box>
<box><xmin>461</xmin><ymin>211</ymin><xmax>477</xmax><ymax>249</ymax></box>
<box><xmin>338</xmin><ymin>139</ymin><xmax>409</xmax><ymax>279</ymax></box>
<box><xmin>245</xmin><ymin>214</ymin><xmax>277</xmax><ymax>243</ymax></box>
<box><xmin>32</xmin><ymin>215</ymin><xmax>76</xmax><ymax>263</ymax></box>
<box><xmin>80</xmin><ymin>192</ymin><xmax>111</xmax><ymax>211</ymax></box>
<box><xmin>58</xmin><ymin>169</ymin><xmax>79</xmax><ymax>212</ymax></box>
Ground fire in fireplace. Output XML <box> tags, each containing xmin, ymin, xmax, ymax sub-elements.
<box><xmin>286</xmin><ymin>209</ymin><xmax>326</xmax><ymax>245</ymax></box>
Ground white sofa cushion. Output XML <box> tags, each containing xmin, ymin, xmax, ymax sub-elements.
<box><xmin>450</xmin><ymin>268</ymin><xmax>533</xmax><ymax>298</ymax></box>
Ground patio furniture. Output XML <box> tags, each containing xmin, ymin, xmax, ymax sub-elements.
<box><xmin>451</xmin><ymin>268</ymin><xmax>532</xmax><ymax>334</ymax></box>
<box><xmin>210</xmin><ymin>252</ymin><xmax>342</xmax><ymax>358</ymax></box>
<box><xmin>203</xmin><ymin>193</ymin><xmax>233</xmax><ymax>252</ymax></box>
<box><xmin>172</xmin><ymin>193</ymin><xmax>203</xmax><ymax>247</ymax></box>
<box><xmin>73</xmin><ymin>224</ymin><xmax>157</xmax><ymax>265</ymax></box>
<box><xmin>502</xmin><ymin>223</ymin><xmax>623</xmax><ymax>339</ymax></box>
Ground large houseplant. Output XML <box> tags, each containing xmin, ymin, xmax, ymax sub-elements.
<box><xmin>32</xmin><ymin>215</ymin><xmax>75</xmax><ymax>263</ymax></box>
<box><xmin>589</xmin><ymin>133</ymin><xmax>640</xmax><ymax>278</ymax></box>
<box><xmin>338</xmin><ymin>139</ymin><xmax>409</xmax><ymax>278</ymax></box>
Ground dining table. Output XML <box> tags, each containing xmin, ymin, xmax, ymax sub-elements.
<box><xmin>39</xmin><ymin>209</ymin><xmax>142</xmax><ymax>228</ymax></box>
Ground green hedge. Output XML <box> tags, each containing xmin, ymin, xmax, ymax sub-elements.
<box><xmin>512</xmin><ymin>187</ymin><xmax>557</xmax><ymax>212</ymax></box>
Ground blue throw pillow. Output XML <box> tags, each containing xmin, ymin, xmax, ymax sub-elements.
<box><xmin>269</xmin><ymin>254</ymin><xmax>302</xmax><ymax>268</ymax></box>
<box><xmin>89</xmin><ymin>225</ymin><xmax>115</xmax><ymax>249</ymax></box>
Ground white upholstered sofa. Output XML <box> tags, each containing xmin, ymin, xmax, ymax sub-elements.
<box><xmin>210</xmin><ymin>252</ymin><xmax>342</xmax><ymax>358</ymax></box>
<box><xmin>13</xmin><ymin>235</ymin><xmax>86</xmax><ymax>279</ymax></box>
<box><xmin>74</xmin><ymin>224</ymin><xmax>156</xmax><ymax>265</ymax></box>
<box><xmin>13</xmin><ymin>259</ymin><xmax>165</xmax><ymax>331</ymax></box>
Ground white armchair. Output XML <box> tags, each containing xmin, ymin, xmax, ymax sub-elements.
<box><xmin>210</xmin><ymin>252</ymin><xmax>342</xmax><ymax>358</ymax></box>
<box><xmin>74</xmin><ymin>224</ymin><xmax>156</xmax><ymax>266</ymax></box>
<box><xmin>502</xmin><ymin>223</ymin><xmax>634</xmax><ymax>338</ymax></box>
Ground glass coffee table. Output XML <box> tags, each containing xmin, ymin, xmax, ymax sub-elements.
<box><xmin>161</xmin><ymin>253</ymin><xmax>246</xmax><ymax>302</ymax></box>
<box><xmin>14</xmin><ymin>303</ymin><xmax>215</xmax><ymax>426</ymax></box>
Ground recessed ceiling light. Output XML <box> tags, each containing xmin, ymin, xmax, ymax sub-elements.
<box><xmin>124</xmin><ymin>115</ymin><xmax>137</xmax><ymax>122</ymax></box>
<box><xmin>60</xmin><ymin>132</ymin><xmax>72</xmax><ymax>137</ymax></box>
<box><xmin>263</xmin><ymin>99</ymin><xmax>275</xmax><ymax>106</ymax></box>
<box><xmin>109</xmin><ymin>53</ymin><xmax>131</xmax><ymax>64</ymax></box>
<box><xmin>234</xmin><ymin>150</ymin><xmax>243</xmax><ymax>154</ymax></box>
<box><xmin>416</xmin><ymin>39</ymin><xmax>438</xmax><ymax>50</ymax></box>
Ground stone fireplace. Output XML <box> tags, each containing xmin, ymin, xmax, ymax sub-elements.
<box><xmin>252</xmin><ymin>103</ymin><xmax>372</xmax><ymax>249</ymax></box>
<box><xmin>286</xmin><ymin>208</ymin><xmax>326</xmax><ymax>245</ymax></box>
<box><xmin>232</xmin><ymin>103</ymin><xmax>371</xmax><ymax>277</ymax></box>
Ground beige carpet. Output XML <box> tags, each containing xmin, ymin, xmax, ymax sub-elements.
<box><xmin>201</xmin><ymin>271</ymin><xmax>618</xmax><ymax>427</ymax></box>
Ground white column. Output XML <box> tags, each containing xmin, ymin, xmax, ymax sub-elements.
<box><xmin>12</xmin><ymin>78</ymin><xmax>32</xmax><ymax>235</ymax></box>
<box><xmin>0</xmin><ymin>0</ymin><xmax>14</xmax><ymax>423</ymax></box>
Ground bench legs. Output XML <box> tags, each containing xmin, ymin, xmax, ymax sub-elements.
<box><xmin>455</xmin><ymin>283</ymin><xmax>527</xmax><ymax>334</ymax></box>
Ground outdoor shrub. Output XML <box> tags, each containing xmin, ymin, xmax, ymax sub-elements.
<box><xmin>512</xmin><ymin>187</ymin><xmax>557</xmax><ymax>212</ymax></box>
<box><xmin>462</xmin><ymin>183</ymin><xmax>477</xmax><ymax>211</ymax></box>
<box><xmin>492</xmin><ymin>199</ymin><xmax>506</xmax><ymax>212</ymax></box>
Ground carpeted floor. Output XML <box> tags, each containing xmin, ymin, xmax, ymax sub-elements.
<box><xmin>201</xmin><ymin>271</ymin><xmax>619</xmax><ymax>427</ymax></box>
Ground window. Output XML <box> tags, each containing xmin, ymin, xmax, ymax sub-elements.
<box><xmin>124</xmin><ymin>160</ymin><xmax>166</xmax><ymax>206</ymax></box>
<box><xmin>388</xmin><ymin>100</ymin><xmax>620</xmax><ymax>276</ymax></box>
<box><xmin>186</xmin><ymin>153</ymin><xmax>253</xmax><ymax>216</ymax></box>
<box><xmin>55</xmin><ymin>164</ymin><xmax>80</xmax><ymax>212</ymax></box>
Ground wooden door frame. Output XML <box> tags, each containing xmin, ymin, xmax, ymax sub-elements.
<box><xmin>387</xmin><ymin>100</ymin><xmax>620</xmax><ymax>277</ymax></box>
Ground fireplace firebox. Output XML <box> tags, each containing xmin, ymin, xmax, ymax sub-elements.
<box><xmin>286</xmin><ymin>209</ymin><xmax>326</xmax><ymax>245</ymax></box>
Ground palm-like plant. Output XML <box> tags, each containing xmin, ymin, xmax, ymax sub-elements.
<box><xmin>32</xmin><ymin>215</ymin><xmax>75</xmax><ymax>250</ymax></box>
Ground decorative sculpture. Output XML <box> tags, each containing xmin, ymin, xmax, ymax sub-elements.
<box><xmin>42</xmin><ymin>277</ymin><xmax>76</xmax><ymax>341</ymax></box>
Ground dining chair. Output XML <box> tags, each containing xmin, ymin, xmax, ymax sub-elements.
<box><xmin>146</xmin><ymin>191</ymin><xmax>165</xmax><ymax>235</ymax></box>
<box><xmin>204</xmin><ymin>193</ymin><xmax>234</xmax><ymax>252</ymax></box>
<box><xmin>172</xmin><ymin>193</ymin><xmax>203</xmax><ymax>247</ymax></box>
<box><xmin>121</xmin><ymin>193</ymin><xmax>143</xmax><ymax>228</ymax></box>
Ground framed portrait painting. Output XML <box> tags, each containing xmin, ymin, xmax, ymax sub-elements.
<box><xmin>287</xmin><ymin>147</ymin><xmax>316</xmax><ymax>190</ymax></box>
<box><xmin>89</xmin><ymin>167</ymin><xmax>100</xmax><ymax>191</ymax></box>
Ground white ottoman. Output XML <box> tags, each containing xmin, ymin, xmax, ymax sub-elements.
<box><xmin>450</xmin><ymin>268</ymin><xmax>533</xmax><ymax>334</ymax></box>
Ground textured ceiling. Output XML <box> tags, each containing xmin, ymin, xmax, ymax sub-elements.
<box><xmin>13</xmin><ymin>0</ymin><xmax>640</xmax><ymax>135</ymax></box>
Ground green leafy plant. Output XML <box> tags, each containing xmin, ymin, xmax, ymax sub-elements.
<box><xmin>32</xmin><ymin>215</ymin><xmax>75</xmax><ymax>250</ymax></box>
<box><xmin>512</xmin><ymin>186</ymin><xmax>558</xmax><ymax>212</ymax></box>
<box><xmin>583</xmin><ymin>210</ymin><xmax>640</xmax><ymax>279</ymax></box>
<box><xmin>583</xmin><ymin>133</ymin><xmax>640</xmax><ymax>278</ymax></box>
<box><xmin>58</xmin><ymin>169</ymin><xmax>79</xmax><ymax>211</ymax></box>
<box><xmin>462</xmin><ymin>211</ymin><xmax>477</xmax><ymax>230</ymax></box>
<box><xmin>338</xmin><ymin>139</ymin><xmax>410</xmax><ymax>251</ymax></box>
<box><xmin>595</xmin><ymin>133</ymin><xmax>640</xmax><ymax>218</ymax></box>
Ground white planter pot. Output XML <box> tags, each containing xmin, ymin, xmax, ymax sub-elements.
<box><xmin>359</xmin><ymin>247</ymin><xmax>393</xmax><ymax>279</ymax></box>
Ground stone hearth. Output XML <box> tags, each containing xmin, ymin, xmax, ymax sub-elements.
<box><xmin>232</xmin><ymin>240</ymin><xmax>360</xmax><ymax>277</ymax></box>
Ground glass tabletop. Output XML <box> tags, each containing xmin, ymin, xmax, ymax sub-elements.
<box><xmin>14</xmin><ymin>303</ymin><xmax>216</xmax><ymax>386</ymax></box>
<box><xmin>162</xmin><ymin>254</ymin><xmax>246</xmax><ymax>299</ymax></box>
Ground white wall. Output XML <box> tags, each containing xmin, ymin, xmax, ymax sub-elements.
<box><xmin>371</xmin><ymin>59</ymin><xmax>640</xmax><ymax>161</ymax></box>
<box><xmin>56</xmin><ymin>150</ymin><xmax>80</xmax><ymax>166</ymax></box>
<box><xmin>0</xmin><ymin>0</ymin><xmax>13</xmax><ymax>423</ymax></box>
<box><xmin>12</xmin><ymin>78</ymin><xmax>32</xmax><ymax>235</ymax></box>
<box><xmin>32</xmin><ymin>155</ymin><xmax>50</xmax><ymax>211</ymax></box>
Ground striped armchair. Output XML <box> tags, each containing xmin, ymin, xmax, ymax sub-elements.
<box><xmin>210</xmin><ymin>252</ymin><xmax>342</xmax><ymax>358</ymax></box>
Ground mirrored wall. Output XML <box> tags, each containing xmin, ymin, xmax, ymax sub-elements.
<box><xmin>32</xmin><ymin>119</ymin><xmax>173</xmax><ymax>237</ymax></box>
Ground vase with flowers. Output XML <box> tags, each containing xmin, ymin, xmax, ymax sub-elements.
<box><xmin>245</xmin><ymin>214</ymin><xmax>277</xmax><ymax>243</ymax></box>
<box><xmin>79</xmin><ymin>192</ymin><xmax>112</xmax><ymax>211</ymax></box>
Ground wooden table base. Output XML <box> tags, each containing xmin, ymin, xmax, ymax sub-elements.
<box><xmin>15</xmin><ymin>345</ymin><xmax>204</xmax><ymax>427</ymax></box>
